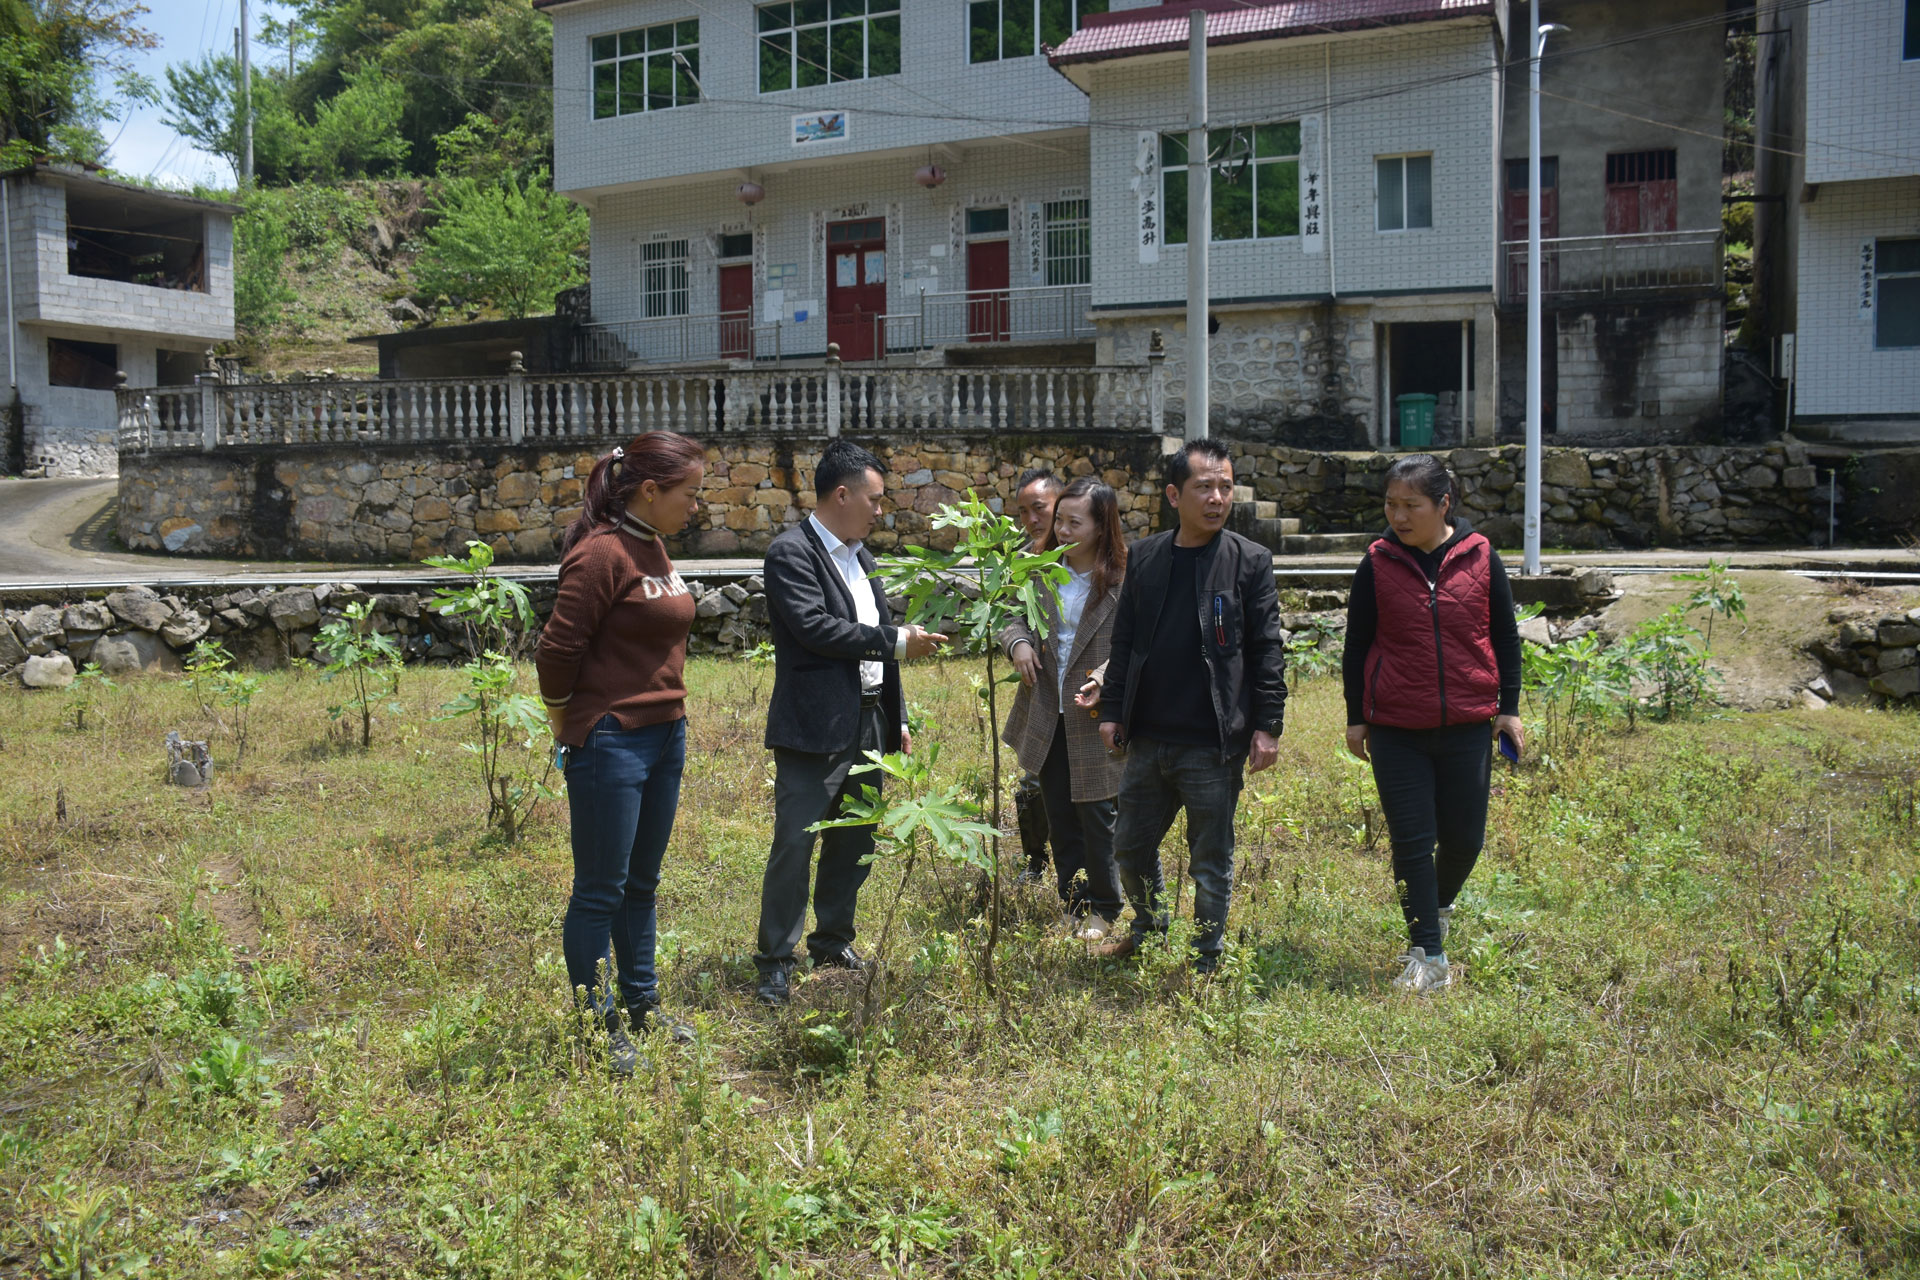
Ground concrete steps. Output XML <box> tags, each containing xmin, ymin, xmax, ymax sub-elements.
<box><xmin>1229</xmin><ymin>489</ymin><xmax>1369</xmax><ymax>556</ymax></box>
<box><xmin>1281</xmin><ymin>531</ymin><xmax>1377</xmax><ymax>556</ymax></box>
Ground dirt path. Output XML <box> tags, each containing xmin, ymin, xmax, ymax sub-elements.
<box><xmin>1600</xmin><ymin>570</ymin><xmax>1920</xmax><ymax>710</ymax></box>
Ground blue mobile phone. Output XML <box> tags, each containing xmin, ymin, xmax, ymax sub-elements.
<box><xmin>1497</xmin><ymin>732</ymin><xmax>1520</xmax><ymax>765</ymax></box>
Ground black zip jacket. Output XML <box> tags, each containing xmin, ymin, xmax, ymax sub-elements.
<box><xmin>1099</xmin><ymin>528</ymin><xmax>1288</xmax><ymax>758</ymax></box>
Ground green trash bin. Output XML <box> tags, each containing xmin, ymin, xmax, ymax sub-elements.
<box><xmin>1396</xmin><ymin>393</ymin><xmax>1438</xmax><ymax>448</ymax></box>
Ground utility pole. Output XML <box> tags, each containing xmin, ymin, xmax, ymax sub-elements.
<box><xmin>1524</xmin><ymin>2</ymin><xmax>1568</xmax><ymax>575</ymax></box>
<box><xmin>1185</xmin><ymin>7</ymin><xmax>1210</xmax><ymax>441</ymax></box>
<box><xmin>237</xmin><ymin>0</ymin><xmax>254</xmax><ymax>187</ymax></box>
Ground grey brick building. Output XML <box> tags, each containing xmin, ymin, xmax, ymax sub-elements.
<box><xmin>3</xmin><ymin>165</ymin><xmax>236</xmax><ymax>476</ymax></box>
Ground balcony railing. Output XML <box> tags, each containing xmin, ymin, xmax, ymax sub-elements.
<box><xmin>117</xmin><ymin>350</ymin><xmax>1168</xmax><ymax>452</ymax></box>
<box><xmin>571</xmin><ymin>312</ymin><xmax>788</xmax><ymax>370</ymax></box>
<box><xmin>1502</xmin><ymin>229</ymin><xmax>1723</xmax><ymax>302</ymax></box>
<box><xmin>879</xmin><ymin>283</ymin><xmax>1095</xmax><ymax>353</ymax></box>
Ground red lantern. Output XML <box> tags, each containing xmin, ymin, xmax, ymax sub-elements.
<box><xmin>737</xmin><ymin>182</ymin><xmax>766</xmax><ymax>205</ymax></box>
<box><xmin>914</xmin><ymin>165</ymin><xmax>946</xmax><ymax>189</ymax></box>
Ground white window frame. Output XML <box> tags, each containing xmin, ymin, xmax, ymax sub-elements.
<box><xmin>590</xmin><ymin>20</ymin><xmax>700</xmax><ymax>120</ymax></box>
<box><xmin>756</xmin><ymin>0</ymin><xmax>901</xmax><ymax>93</ymax></box>
<box><xmin>1375</xmin><ymin>153</ymin><xmax>1434</xmax><ymax>233</ymax></box>
<box><xmin>642</xmin><ymin>239</ymin><xmax>690</xmax><ymax>318</ymax></box>
<box><xmin>1161</xmin><ymin>124</ymin><xmax>1303</xmax><ymax>246</ymax></box>
<box><xmin>967</xmin><ymin>0</ymin><xmax>1108</xmax><ymax>64</ymax></box>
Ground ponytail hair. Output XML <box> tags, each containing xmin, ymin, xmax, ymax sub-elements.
<box><xmin>558</xmin><ymin>431</ymin><xmax>707</xmax><ymax>555</ymax></box>
<box><xmin>1383</xmin><ymin>453</ymin><xmax>1456</xmax><ymax>516</ymax></box>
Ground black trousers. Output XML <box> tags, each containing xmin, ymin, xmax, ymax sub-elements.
<box><xmin>1034</xmin><ymin>715</ymin><xmax>1123</xmax><ymax>920</ymax></box>
<box><xmin>755</xmin><ymin>705</ymin><xmax>883</xmax><ymax>973</ymax></box>
<box><xmin>1368</xmin><ymin>721</ymin><xmax>1493</xmax><ymax>957</ymax></box>
<box><xmin>1015</xmin><ymin>774</ymin><xmax>1049</xmax><ymax>869</ymax></box>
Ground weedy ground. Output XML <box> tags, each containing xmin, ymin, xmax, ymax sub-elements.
<box><xmin>0</xmin><ymin>658</ymin><xmax>1915</xmax><ymax>1278</ymax></box>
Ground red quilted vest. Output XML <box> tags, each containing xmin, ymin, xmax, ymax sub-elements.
<box><xmin>1362</xmin><ymin>532</ymin><xmax>1500</xmax><ymax>729</ymax></box>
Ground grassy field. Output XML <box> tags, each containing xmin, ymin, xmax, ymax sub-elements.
<box><xmin>0</xmin><ymin>656</ymin><xmax>1916</xmax><ymax>1278</ymax></box>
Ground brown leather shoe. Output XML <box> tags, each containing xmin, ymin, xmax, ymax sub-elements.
<box><xmin>1091</xmin><ymin>932</ymin><xmax>1138</xmax><ymax>960</ymax></box>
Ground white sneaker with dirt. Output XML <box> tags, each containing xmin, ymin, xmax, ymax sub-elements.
<box><xmin>1391</xmin><ymin>946</ymin><xmax>1452</xmax><ymax>995</ymax></box>
<box><xmin>1074</xmin><ymin>915</ymin><xmax>1115</xmax><ymax>943</ymax></box>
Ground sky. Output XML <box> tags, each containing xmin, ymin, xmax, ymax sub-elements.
<box><xmin>108</xmin><ymin>0</ymin><xmax>292</xmax><ymax>189</ymax></box>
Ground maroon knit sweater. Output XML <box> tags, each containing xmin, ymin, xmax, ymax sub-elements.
<box><xmin>536</xmin><ymin>517</ymin><xmax>696</xmax><ymax>746</ymax></box>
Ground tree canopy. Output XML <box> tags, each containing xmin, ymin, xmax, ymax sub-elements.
<box><xmin>0</xmin><ymin>0</ymin><xmax>156</xmax><ymax>167</ymax></box>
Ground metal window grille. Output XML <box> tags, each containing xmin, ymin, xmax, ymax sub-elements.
<box><xmin>642</xmin><ymin>240</ymin><xmax>690</xmax><ymax>318</ymax></box>
<box><xmin>1044</xmin><ymin>199</ymin><xmax>1090</xmax><ymax>286</ymax></box>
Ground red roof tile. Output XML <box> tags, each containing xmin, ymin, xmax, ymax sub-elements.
<box><xmin>1049</xmin><ymin>0</ymin><xmax>1497</xmax><ymax>66</ymax></box>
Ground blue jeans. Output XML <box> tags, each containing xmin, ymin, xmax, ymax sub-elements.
<box><xmin>562</xmin><ymin>714</ymin><xmax>687</xmax><ymax>1013</ymax></box>
<box><xmin>1111</xmin><ymin>736</ymin><xmax>1246</xmax><ymax>963</ymax></box>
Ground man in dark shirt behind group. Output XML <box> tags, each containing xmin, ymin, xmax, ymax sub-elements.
<box><xmin>1093</xmin><ymin>439</ymin><xmax>1288</xmax><ymax>972</ymax></box>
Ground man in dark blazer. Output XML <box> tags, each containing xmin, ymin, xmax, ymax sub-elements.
<box><xmin>755</xmin><ymin>440</ymin><xmax>945</xmax><ymax>1006</ymax></box>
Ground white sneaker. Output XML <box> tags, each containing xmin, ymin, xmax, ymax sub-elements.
<box><xmin>1074</xmin><ymin>915</ymin><xmax>1115</xmax><ymax>942</ymax></box>
<box><xmin>1437</xmin><ymin>905</ymin><xmax>1454</xmax><ymax>945</ymax></box>
<box><xmin>1391</xmin><ymin>946</ymin><xmax>1451</xmax><ymax>995</ymax></box>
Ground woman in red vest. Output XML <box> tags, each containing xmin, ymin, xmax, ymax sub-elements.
<box><xmin>1343</xmin><ymin>455</ymin><xmax>1523</xmax><ymax>995</ymax></box>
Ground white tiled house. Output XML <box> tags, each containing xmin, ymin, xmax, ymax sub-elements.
<box><xmin>1756</xmin><ymin>0</ymin><xmax>1920</xmax><ymax>441</ymax></box>
<box><xmin>3</xmin><ymin>165</ymin><xmax>236</xmax><ymax>476</ymax></box>
<box><xmin>539</xmin><ymin>0</ymin><xmax>1129</xmax><ymax>368</ymax></box>
<box><xmin>538</xmin><ymin>0</ymin><xmax>1514</xmax><ymax>448</ymax></box>
<box><xmin>1050</xmin><ymin>0</ymin><xmax>1505</xmax><ymax>444</ymax></box>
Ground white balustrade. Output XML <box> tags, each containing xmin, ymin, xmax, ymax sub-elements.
<box><xmin>115</xmin><ymin>360</ymin><xmax>1161</xmax><ymax>453</ymax></box>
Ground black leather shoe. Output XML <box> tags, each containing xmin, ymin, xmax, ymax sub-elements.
<box><xmin>603</xmin><ymin>1010</ymin><xmax>637</xmax><ymax>1076</ymax></box>
<box><xmin>809</xmin><ymin>944</ymin><xmax>867</xmax><ymax>972</ymax></box>
<box><xmin>631</xmin><ymin>1000</ymin><xmax>696</xmax><ymax>1045</ymax></box>
<box><xmin>755</xmin><ymin>966</ymin><xmax>791</xmax><ymax>1007</ymax></box>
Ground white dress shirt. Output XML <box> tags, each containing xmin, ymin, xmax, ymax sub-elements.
<box><xmin>1052</xmin><ymin>567</ymin><xmax>1093</xmax><ymax>709</ymax></box>
<box><xmin>808</xmin><ymin>513</ymin><xmax>904</xmax><ymax>695</ymax></box>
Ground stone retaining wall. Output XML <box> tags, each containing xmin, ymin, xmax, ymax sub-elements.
<box><xmin>118</xmin><ymin>435</ymin><xmax>1173</xmax><ymax>563</ymax></box>
<box><xmin>119</xmin><ymin>435</ymin><xmax>1825</xmax><ymax>564</ymax></box>
<box><xmin>1231</xmin><ymin>441</ymin><xmax>1819</xmax><ymax>548</ymax></box>
<box><xmin>1807</xmin><ymin>604</ymin><xmax>1920</xmax><ymax>705</ymax></box>
<box><xmin>3</xmin><ymin>575</ymin><xmax>776</xmax><ymax>689</ymax></box>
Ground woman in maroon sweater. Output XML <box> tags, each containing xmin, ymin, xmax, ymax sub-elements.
<box><xmin>537</xmin><ymin>431</ymin><xmax>706</xmax><ymax>1072</ymax></box>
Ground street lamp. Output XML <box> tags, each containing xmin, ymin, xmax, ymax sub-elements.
<box><xmin>1523</xmin><ymin>7</ymin><xmax>1569</xmax><ymax>576</ymax></box>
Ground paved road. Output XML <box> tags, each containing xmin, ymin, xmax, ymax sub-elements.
<box><xmin>1</xmin><ymin>476</ymin><xmax>1915</xmax><ymax>590</ymax></box>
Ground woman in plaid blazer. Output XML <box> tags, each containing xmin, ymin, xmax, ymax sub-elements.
<box><xmin>1000</xmin><ymin>476</ymin><xmax>1129</xmax><ymax>939</ymax></box>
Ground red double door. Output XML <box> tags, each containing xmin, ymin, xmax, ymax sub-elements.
<box><xmin>827</xmin><ymin>218</ymin><xmax>887</xmax><ymax>362</ymax></box>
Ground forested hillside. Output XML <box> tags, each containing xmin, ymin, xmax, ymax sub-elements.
<box><xmin>3</xmin><ymin>0</ymin><xmax>585</xmax><ymax>371</ymax></box>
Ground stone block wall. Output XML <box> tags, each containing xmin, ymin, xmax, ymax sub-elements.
<box><xmin>119</xmin><ymin>434</ymin><xmax>1175</xmax><ymax>563</ymax></box>
<box><xmin>1806</xmin><ymin>604</ymin><xmax>1920</xmax><ymax>706</ymax></box>
<box><xmin>1228</xmin><ymin>440</ymin><xmax>1819</xmax><ymax>548</ymax></box>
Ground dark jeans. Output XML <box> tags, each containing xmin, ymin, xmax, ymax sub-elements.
<box><xmin>1111</xmin><ymin>736</ymin><xmax>1246</xmax><ymax>962</ymax></box>
<box><xmin>562</xmin><ymin>714</ymin><xmax>687</xmax><ymax>1014</ymax></box>
<box><xmin>1014</xmin><ymin>774</ymin><xmax>1050</xmax><ymax>871</ymax></box>
<box><xmin>1034</xmin><ymin>715</ymin><xmax>1122</xmax><ymax>919</ymax></box>
<box><xmin>755</xmin><ymin>703</ymin><xmax>884</xmax><ymax>975</ymax></box>
<box><xmin>1369</xmin><ymin>720</ymin><xmax>1492</xmax><ymax>957</ymax></box>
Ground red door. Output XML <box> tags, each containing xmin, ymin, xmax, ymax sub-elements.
<box><xmin>719</xmin><ymin>264</ymin><xmax>752</xmax><ymax>359</ymax></box>
<box><xmin>1503</xmin><ymin>157</ymin><xmax>1558</xmax><ymax>298</ymax></box>
<box><xmin>1604</xmin><ymin>150</ymin><xmax>1677</xmax><ymax>235</ymax></box>
<box><xmin>827</xmin><ymin>218</ymin><xmax>887</xmax><ymax>362</ymax></box>
<box><xmin>966</xmin><ymin>239</ymin><xmax>1010</xmax><ymax>343</ymax></box>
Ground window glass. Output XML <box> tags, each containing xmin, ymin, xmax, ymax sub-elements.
<box><xmin>760</xmin><ymin>0</ymin><xmax>898</xmax><ymax>89</ymax></box>
<box><xmin>590</xmin><ymin>19</ymin><xmax>699</xmax><ymax>119</ymax></box>
<box><xmin>1376</xmin><ymin>157</ymin><xmax>1405</xmax><ymax>232</ymax></box>
<box><xmin>48</xmin><ymin>337</ymin><xmax>118</xmax><ymax>389</ymax></box>
<box><xmin>718</xmin><ymin>232</ymin><xmax>754</xmax><ymax>259</ymax></box>
<box><xmin>1906</xmin><ymin>0</ymin><xmax>1919</xmax><ymax>59</ymax></box>
<box><xmin>1406</xmin><ymin>155</ymin><xmax>1433</xmax><ymax>229</ymax></box>
<box><xmin>968</xmin><ymin>0</ymin><xmax>1106</xmax><ymax>62</ymax></box>
<box><xmin>1878</xmin><ymin>239</ymin><xmax>1920</xmax><ymax>349</ymax></box>
<box><xmin>1163</xmin><ymin>125</ymin><xmax>1301</xmax><ymax>244</ymax></box>
<box><xmin>967</xmin><ymin>207</ymin><xmax>1011</xmax><ymax>236</ymax></box>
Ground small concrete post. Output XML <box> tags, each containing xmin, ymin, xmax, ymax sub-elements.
<box><xmin>196</xmin><ymin>370</ymin><xmax>219</xmax><ymax>451</ymax></box>
<box><xmin>824</xmin><ymin>342</ymin><xmax>842</xmax><ymax>438</ymax></box>
<box><xmin>1146</xmin><ymin>329</ymin><xmax>1166</xmax><ymax>437</ymax></box>
<box><xmin>506</xmin><ymin>349</ymin><xmax>526</xmax><ymax>445</ymax></box>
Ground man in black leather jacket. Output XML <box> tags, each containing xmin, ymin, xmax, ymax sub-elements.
<box><xmin>1093</xmin><ymin>438</ymin><xmax>1287</xmax><ymax>972</ymax></box>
